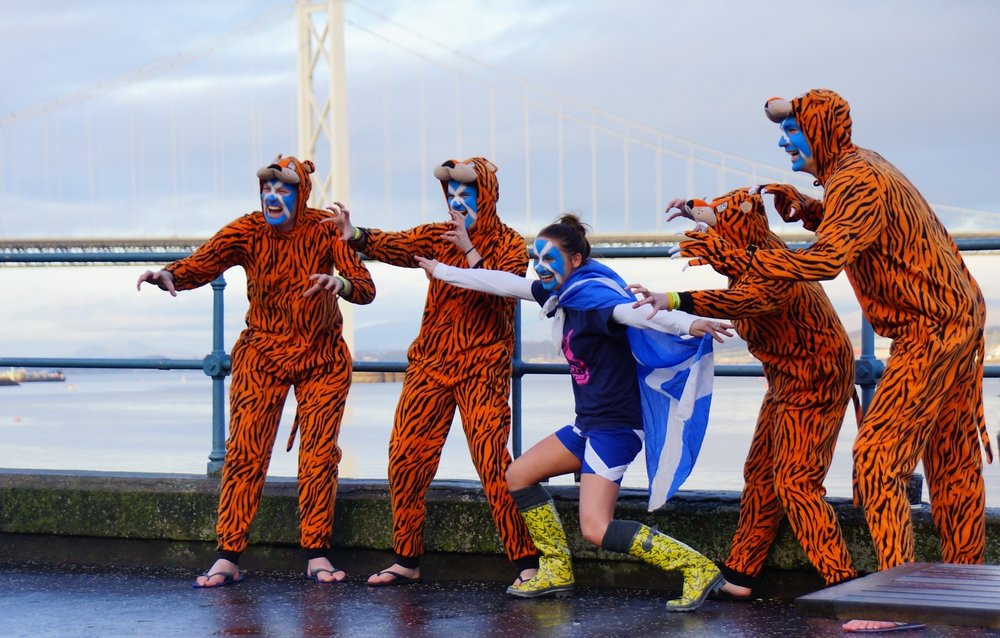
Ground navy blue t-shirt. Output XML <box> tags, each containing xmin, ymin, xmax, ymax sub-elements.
<box><xmin>531</xmin><ymin>280</ymin><xmax>643</xmax><ymax>431</ymax></box>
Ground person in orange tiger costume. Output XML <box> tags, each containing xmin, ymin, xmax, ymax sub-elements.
<box><xmin>137</xmin><ymin>154</ymin><xmax>375</xmax><ymax>587</ymax></box>
<box><xmin>679</xmin><ymin>89</ymin><xmax>990</xmax><ymax>633</ymax></box>
<box><xmin>325</xmin><ymin>157</ymin><xmax>539</xmax><ymax>588</ymax></box>
<box><xmin>630</xmin><ymin>187</ymin><xmax>858</xmax><ymax>598</ymax></box>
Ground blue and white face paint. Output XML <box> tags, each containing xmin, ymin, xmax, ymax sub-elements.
<box><xmin>261</xmin><ymin>178</ymin><xmax>299</xmax><ymax>228</ymax></box>
<box><xmin>778</xmin><ymin>116</ymin><xmax>814</xmax><ymax>173</ymax></box>
<box><xmin>533</xmin><ymin>237</ymin><xmax>571</xmax><ymax>291</ymax></box>
<box><xmin>447</xmin><ymin>179</ymin><xmax>478</xmax><ymax>230</ymax></box>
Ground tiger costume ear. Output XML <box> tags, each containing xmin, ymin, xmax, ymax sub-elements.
<box><xmin>257</xmin><ymin>155</ymin><xmax>309</xmax><ymax>185</ymax></box>
<box><xmin>433</xmin><ymin>160</ymin><xmax>478</xmax><ymax>183</ymax></box>
<box><xmin>765</xmin><ymin>97</ymin><xmax>793</xmax><ymax>123</ymax></box>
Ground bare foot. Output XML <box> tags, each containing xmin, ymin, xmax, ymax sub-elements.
<box><xmin>194</xmin><ymin>558</ymin><xmax>241</xmax><ymax>588</ymax></box>
<box><xmin>842</xmin><ymin>619</ymin><xmax>921</xmax><ymax>632</ymax></box>
<box><xmin>367</xmin><ymin>563</ymin><xmax>419</xmax><ymax>585</ymax></box>
<box><xmin>721</xmin><ymin>581</ymin><xmax>752</xmax><ymax>597</ymax></box>
<box><xmin>513</xmin><ymin>567</ymin><xmax>538</xmax><ymax>587</ymax></box>
<box><xmin>306</xmin><ymin>557</ymin><xmax>346</xmax><ymax>583</ymax></box>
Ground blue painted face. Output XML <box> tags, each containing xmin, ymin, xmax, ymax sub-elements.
<box><xmin>778</xmin><ymin>117</ymin><xmax>814</xmax><ymax>172</ymax></box>
<box><xmin>533</xmin><ymin>237</ymin><xmax>571</xmax><ymax>291</ymax></box>
<box><xmin>261</xmin><ymin>179</ymin><xmax>299</xmax><ymax>228</ymax></box>
<box><xmin>447</xmin><ymin>180</ymin><xmax>478</xmax><ymax>230</ymax></box>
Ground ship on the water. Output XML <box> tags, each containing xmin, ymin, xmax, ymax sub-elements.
<box><xmin>1</xmin><ymin>368</ymin><xmax>66</xmax><ymax>386</ymax></box>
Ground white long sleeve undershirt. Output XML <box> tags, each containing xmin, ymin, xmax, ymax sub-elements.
<box><xmin>433</xmin><ymin>262</ymin><xmax>535</xmax><ymax>300</ymax></box>
<box><xmin>433</xmin><ymin>263</ymin><xmax>698</xmax><ymax>336</ymax></box>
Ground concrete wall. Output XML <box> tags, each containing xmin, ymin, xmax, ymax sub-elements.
<box><xmin>1</xmin><ymin>470</ymin><xmax>997</xmax><ymax>596</ymax></box>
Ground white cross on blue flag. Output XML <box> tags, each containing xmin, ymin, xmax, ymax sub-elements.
<box><xmin>553</xmin><ymin>260</ymin><xmax>715</xmax><ymax>511</ymax></box>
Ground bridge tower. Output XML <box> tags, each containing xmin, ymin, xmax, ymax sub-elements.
<box><xmin>295</xmin><ymin>0</ymin><xmax>355</xmax><ymax>349</ymax></box>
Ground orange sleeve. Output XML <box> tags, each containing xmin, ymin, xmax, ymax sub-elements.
<box><xmin>356</xmin><ymin>224</ymin><xmax>447</xmax><ymax>267</ymax></box>
<box><xmin>164</xmin><ymin>216</ymin><xmax>250</xmax><ymax>290</ymax></box>
<box><xmin>751</xmin><ymin>172</ymin><xmax>884</xmax><ymax>282</ymax></box>
<box><xmin>332</xmin><ymin>236</ymin><xmax>375</xmax><ymax>305</ymax></box>
<box><xmin>688</xmin><ymin>276</ymin><xmax>794</xmax><ymax>319</ymax></box>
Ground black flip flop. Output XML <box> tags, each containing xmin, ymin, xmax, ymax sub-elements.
<box><xmin>847</xmin><ymin>622</ymin><xmax>927</xmax><ymax>634</ymax></box>
<box><xmin>368</xmin><ymin>569</ymin><xmax>421</xmax><ymax>587</ymax></box>
<box><xmin>192</xmin><ymin>571</ymin><xmax>245</xmax><ymax>589</ymax></box>
<box><xmin>305</xmin><ymin>567</ymin><xmax>346</xmax><ymax>584</ymax></box>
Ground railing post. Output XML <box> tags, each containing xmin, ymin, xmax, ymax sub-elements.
<box><xmin>204</xmin><ymin>275</ymin><xmax>230</xmax><ymax>477</ymax></box>
<box><xmin>856</xmin><ymin>316</ymin><xmax>883</xmax><ymax>415</ymax></box>
<box><xmin>511</xmin><ymin>304</ymin><xmax>523</xmax><ymax>458</ymax></box>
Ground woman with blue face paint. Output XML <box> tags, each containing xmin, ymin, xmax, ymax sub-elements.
<box><xmin>415</xmin><ymin>214</ymin><xmax>734</xmax><ymax>611</ymax></box>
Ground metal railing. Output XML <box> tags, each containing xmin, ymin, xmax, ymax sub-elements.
<box><xmin>3</xmin><ymin>238</ymin><xmax>999</xmax><ymax>475</ymax></box>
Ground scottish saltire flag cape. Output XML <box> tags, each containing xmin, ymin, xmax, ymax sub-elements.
<box><xmin>546</xmin><ymin>260</ymin><xmax>715</xmax><ymax>511</ymax></box>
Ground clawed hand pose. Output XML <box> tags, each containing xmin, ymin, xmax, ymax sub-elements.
<box><xmin>138</xmin><ymin>154</ymin><xmax>375</xmax><ymax>587</ymax></box>
<box><xmin>676</xmin><ymin>88</ymin><xmax>987</xmax><ymax>634</ymax></box>
<box><xmin>325</xmin><ymin>157</ymin><xmax>541</xmax><ymax>589</ymax></box>
<box><xmin>631</xmin><ymin>187</ymin><xmax>859</xmax><ymax>603</ymax></box>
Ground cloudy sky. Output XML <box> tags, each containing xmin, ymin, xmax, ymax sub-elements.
<box><xmin>3</xmin><ymin>0</ymin><xmax>999</xmax><ymax>358</ymax></box>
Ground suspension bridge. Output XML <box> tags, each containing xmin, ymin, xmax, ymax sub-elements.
<box><xmin>6</xmin><ymin>0</ymin><xmax>997</xmax><ymax>248</ymax></box>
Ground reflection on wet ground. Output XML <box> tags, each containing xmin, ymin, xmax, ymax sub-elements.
<box><xmin>2</xmin><ymin>565</ymin><xmax>999</xmax><ymax>638</ymax></box>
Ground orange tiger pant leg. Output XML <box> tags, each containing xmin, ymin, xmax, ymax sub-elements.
<box><xmin>853</xmin><ymin>330</ymin><xmax>957</xmax><ymax>571</ymax></box>
<box><xmin>772</xmin><ymin>400</ymin><xmax>855</xmax><ymax>585</ymax></box>
<box><xmin>455</xmin><ymin>367</ymin><xmax>537</xmax><ymax>564</ymax></box>
<box><xmin>920</xmin><ymin>336</ymin><xmax>985</xmax><ymax>564</ymax></box>
<box><xmin>291</xmin><ymin>343</ymin><xmax>351</xmax><ymax>552</ymax></box>
<box><xmin>387</xmin><ymin>365</ymin><xmax>458</xmax><ymax>560</ymax></box>
<box><xmin>724</xmin><ymin>394</ymin><xmax>785</xmax><ymax>581</ymax></box>
<box><xmin>216</xmin><ymin>343</ymin><xmax>290</xmax><ymax>554</ymax></box>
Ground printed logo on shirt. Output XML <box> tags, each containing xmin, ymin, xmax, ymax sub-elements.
<box><xmin>563</xmin><ymin>329</ymin><xmax>590</xmax><ymax>384</ymax></box>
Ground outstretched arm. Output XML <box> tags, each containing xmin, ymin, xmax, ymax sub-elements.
<box><xmin>629</xmin><ymin>279</ymin><xmax>791</xmax><ymax>320</ymax></box>
<box><xmin>611</xmin><ymin>302</ymin><xmax>733</xmax><ymax>343</ymax></box>
<box><xmin>415</xmin><ymin>256</ymin><xmax>534</xmax><ymax>301</ymax></box>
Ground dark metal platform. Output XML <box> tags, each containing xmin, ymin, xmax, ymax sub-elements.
<box><xmin>797</xmin><ymin>563</ymin><xmax>1000</xmax><ymax>629</ymax></box>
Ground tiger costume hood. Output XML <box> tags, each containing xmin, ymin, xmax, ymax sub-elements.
<box><xmin>433</xmin><ymin>157</ymin><xmax>500</xmax><ymax>235</ymax></box>
<box><xmin>256</xmin><ymin>154</ymin><xmax>316</xmax><ymax>222</ymax></box>
<box><xmin>765</xmin><ymin>89</ymin><xmax>856</xmax><ymax>186</ymax></box>
<box><xmin>699</xmin><ymin>188</ymin><xmax>784</xmax><ymax>252</ymax></box>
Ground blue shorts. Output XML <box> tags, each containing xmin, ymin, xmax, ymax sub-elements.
<box><xmin>554</xmin><ymin>425</ymin><xmax>644</xmax><ymax>484</ymax></box>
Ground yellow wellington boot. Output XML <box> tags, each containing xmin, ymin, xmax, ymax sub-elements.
<box><xmin>507</xmin><ymin>500</ymin><xmax>575</xmax><ymax>598</ymax></box>
<box><xmin>628</xmin><ymin>524</ymin><xmax>723</xmax><ymax>611</ymax></box>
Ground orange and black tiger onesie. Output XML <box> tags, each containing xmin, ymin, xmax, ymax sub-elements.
<box><xmin>163</xmin><ymin>155</ymin><xmax>375</xmax><ymax>563</ymax></box>
<box><xmin>682</xmin><ymin>89</ymin><xmax>991</xmax><ymax>572</ymax></box>
<box><xmin>348</xmin><ymin>157</ymin><xmax>538</xmax><ymax>572</ymax></box>
<box><xmin>673</xmin><ymin>188</ymin><xmax>856</xmax><ymax>589</ymax></box>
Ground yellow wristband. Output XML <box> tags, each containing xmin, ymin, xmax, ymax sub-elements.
<box><xmin>352</xmin><ymin>227</ymin><xmax>361</xmax><ymax>241</ymax></box>
<box><xmin>335</xmin><ymin>275</ymin><xmax>351</xmax><ymax>296</ymax></box>
<box><xmin>667</xmin><ymin>291</ymin><xmax>681</xmax><ymax>311</ymax></box>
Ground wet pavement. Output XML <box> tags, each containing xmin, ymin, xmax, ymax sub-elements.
<box><xmin>2</xmin><ymin>565</ymin><xmax>999</xmax><ymax>638</ymax></box>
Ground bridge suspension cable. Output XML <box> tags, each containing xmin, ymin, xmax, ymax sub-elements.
<box><xmin>2</xmin><ymin>0</ymin><xmax>996</xmax><ymax>242</ymax></box>
<box><xmin>0</xmin><ymin>4</ymin><xmax>294</xmax><ymax>128</ymax></box>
